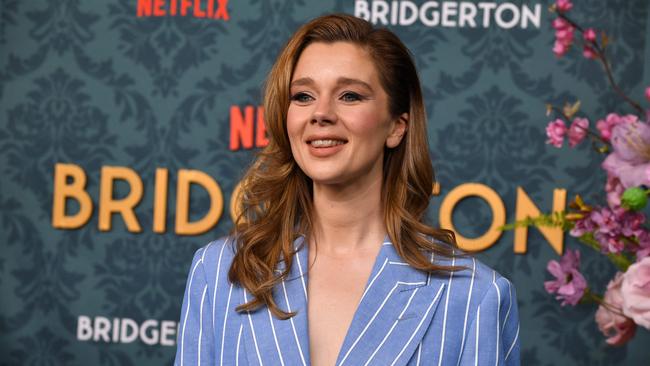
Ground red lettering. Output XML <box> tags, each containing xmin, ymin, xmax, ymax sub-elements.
<box><xmin>256</xmin><ymin>107</ymin><xmax>268</xmax><ymax>147</ymax></box>
<box><xmin>181</xmin><ymin>0</ymin><xmax>192</xmax><ymax>16</ymax></box>
<box><xmin>215</xmin><ymin>0</ymin><xmax>229</xmax><ymax>20</ymax></box>
<box><xmin>137</xmin><ymin>0</ymin><xmax>152</xmax><ymax>17</ymax></box>
<box><xmin>194</xmin><ymin>0</ymin><xmax>206</xmax><ymax>17</ymax></box>
<box><xmin>170</xmin><ymin>0</ymin><xmax>178</xmax><ymax>15</ymax></box>
<box><xmin>153</xmin><ymin>0</ymin><xmax>166</xmax><ymax>16</ymax></box>
<box><xmin>230</xmin><ymin>106</ymin><xmax>255</xmax><ymax>151</ymax></box>
<box><xmin>207</xmin><ymin>0</ymin><xmax>215</xmax><ymax>18</ymax></box>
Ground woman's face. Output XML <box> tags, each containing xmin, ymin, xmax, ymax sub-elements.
<box><xmin>287</xmin><ymin>41</ymin><xmax>406</xmax><ymax>188</ymax></box>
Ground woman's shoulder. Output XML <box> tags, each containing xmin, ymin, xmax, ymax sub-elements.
<box><xmin>426</xmin><ymin>250</ymin><xmax>520</xmax><ymax>364</ymax></box>
<box><xmin>431</xmin><ymin>247</ymin><xmax>516</xmax><ymax>307</ymax></box>
<box><xmin>186</xmin><ymin>236</ymin><xmax>238</xmax><ymax>287</ymax></box>
<box><xmin>429</xmin><ymin>237</ymin><xmax>514</xmax><ymax>291</ymax></box>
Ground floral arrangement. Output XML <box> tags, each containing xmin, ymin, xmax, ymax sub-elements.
<box><xmin>509</xmin><ymin>0</ymin><xmax>650</xmax><ymax>346</ymax></box>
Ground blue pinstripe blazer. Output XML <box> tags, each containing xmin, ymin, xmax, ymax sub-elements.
<box><xmin>174</xmin><ymin>236</ymin><xmax>520</xmax><ymax>365</ymax></box>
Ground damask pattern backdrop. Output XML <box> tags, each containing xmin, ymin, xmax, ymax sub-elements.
<box><xmin>1</xmin><ymin>0</ymin><xmax>649</xmax><ymax>365</ymax></box>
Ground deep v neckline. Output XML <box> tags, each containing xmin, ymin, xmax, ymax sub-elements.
<box><xmin>243</xmin><ymin>235</ymin><xmax>444</xmax><ymax>366</ymax></box>
<box><xmin>303</xmin><ymin>235</ymin><xmax>390</xmax><ymax>366</ymax></box>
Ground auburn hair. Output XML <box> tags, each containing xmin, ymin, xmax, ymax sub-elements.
<box><xmin>229</xmin><ymin>13</ymin><xmax>461</xmax><ymax>319</ymax></box>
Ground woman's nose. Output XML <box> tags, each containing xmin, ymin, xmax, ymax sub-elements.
<box><xmin>311</xmin><ymin>97</ymin><xmax>337</xmax><ymax>125</ymax></box>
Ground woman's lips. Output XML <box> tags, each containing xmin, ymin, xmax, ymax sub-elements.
<box><xmin>307</xmin><ymin>139</ymin><xmax>347</xmax><ymax>157</ymax></box>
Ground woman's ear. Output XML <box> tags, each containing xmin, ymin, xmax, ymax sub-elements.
<box><xmin>386</xmin><ymin>113</ymin><xmax>408</xmax><ymax>148</ymax></box>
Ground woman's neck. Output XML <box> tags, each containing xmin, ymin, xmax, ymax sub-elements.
<box><xmin>310</xmin><ymin>176</ymin><xmax>386</xmax><ymax>257</ymax></box>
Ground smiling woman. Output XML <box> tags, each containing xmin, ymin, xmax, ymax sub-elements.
<box><xmin>287</xmin><ymin>42</ymin><xmax>406</xmax><ymax>186</ymax></box>
<box><xmin>175</xmin><ymin>13</ymin><xmax>520</xmax><ymax>366</ymax></box>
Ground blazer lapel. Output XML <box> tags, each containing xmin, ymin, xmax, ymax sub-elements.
<box><xmin>335</xmin><ymin>240</ymin><xmax>446</xmax><ymax>366</ymax></box>
<box><xmin>240</xmin><ymin>237</ymin><xmax>446</xmax><ymax>366</ymax></box>
<box><xmin>241</xmin><ymin>237</ymin><xmax>311</xmax><ymax>366</ymax></box>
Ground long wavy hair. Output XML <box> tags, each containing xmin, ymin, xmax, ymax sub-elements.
<box><xmin>229</xmin><ymin>14</ymin><xmax>461</xmax><ymax>319</ymax></box>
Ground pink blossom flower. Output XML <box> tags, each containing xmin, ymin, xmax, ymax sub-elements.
<box><xmin>583</xmin><ymin>46</ymin><xmax>597</xmax><ymax>59</ymax></box>
<box><xmin>595</xmin><ymin>272</ymin><xmax>637</xmax><ymax>345</ymax></box>
<box><xmin>583</xmin><ymin>28</ymin><xmax>597</xmax><ymax>42</ymax></box>
<box><xmin>568</xmin><ymin>117</ymin><xmax>589</xmax><ymax>146</ymax></box>
<box><xmin>590</xmin><ymin>207</ymin><xmax>628</xmax><ymax>253</ymax></box>
<box><xmin>596</xmin><ymin>113</ymin><xmax>637</xmax><ymax>141</ymax></box>
<box><xmin>553</xmin><ymin>26</ymin><xmax>575</xmax><ymax>57</ymax></box>
<box><xmin>621</xmin><ymin>257</ymin><xmax>650</xmax><ymax>329</ymax></box>
<box><xmin>602</xmin><ymin>118</ymin><xmax>650</xmax><ymax>188</ymax></box>
<box><xmin>552</xmin><ymin>18</ymin><xmax>569</xmax><ymax>30</ymax></box>
<box><xmin>556</xmin><ymin>0</ymin><xmax>573</xmax><ymax>12</ymax></box>
<box><xmin>546</xmin><ymin>119</ymin><xmax>567</xmax><ymax>147</ymax></box>
<box><xmin>645</xmin><ymin>87</ymin><xmax>650</xmax><ymax>102</ymax></box>
<box><xmin>570</xmin><ymin>214</ymin><xmax>596</xmax><ymax>237</ymax></box>
<box><xmin>571</xmin><ymin>205</ymin><xmax>645</xmax><ymax>254</ymax></box>
<box><xmin>556</xmin><ymin>29</ymin><xmax>574</xmax><ymax>43</ymax></box>
<box><xmin>618</xmin><ymin>210</ymin><xmax>646</xmax><ymax>237</ymax></box>
<box><xmin>544</xmin><ymin>249</ymin><xmax>587</xmax><ymax>306</ymax></box>
<box><xmin>553</xmin><ymin>41</ymin><xmax>568</xmax><ymax>57</ymax></box>
<box><xmin>605</xmin><ymin>174</ymin><xmax>625</xmax><ymax>208</ymax></box>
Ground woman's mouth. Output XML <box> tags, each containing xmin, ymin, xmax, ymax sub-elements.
<box><xmin>309</xmin><ymin>139</ymin><xmax>347</xmax><ymax>148</ymax></box>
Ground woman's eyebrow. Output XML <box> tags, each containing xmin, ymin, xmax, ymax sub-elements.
<box><xmin>290</xmin><ymin>77</ymin><xmax>314</xmax><ymax>88</ymax></box>
<box><xmin>290</xmin><ymin>77</ymin><xmax>373</xmax><ymax>92</ymax></box>
<box><xmin>336</xmin><ymin>77</ymin><xmax>373</xmax><ymax>92</ymax></box>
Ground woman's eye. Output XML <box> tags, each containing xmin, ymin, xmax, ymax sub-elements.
<box><xmin>341</xmin><ymin>92</ymin><xmax>362</xmax><ymax>102</ymax></box>
<box><xmin>291</xmin><ymin>93</ymin><xmax>313</xmax><ymax>103</ymax></box>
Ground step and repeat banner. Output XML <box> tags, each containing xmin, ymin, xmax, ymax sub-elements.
<box><xmin>1</xmin><ymin>0</ymin><xmax>649</xmax><ymax>365</ymax></box>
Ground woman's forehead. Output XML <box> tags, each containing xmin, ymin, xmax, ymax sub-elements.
<box><xmin>291</xmin><ymin>42</ymin><xmax>380</xmax><ymax>86</ymax></box>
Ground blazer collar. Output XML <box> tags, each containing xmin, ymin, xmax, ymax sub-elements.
<box><xmin>241</xmin><ymin>236</ymin><xmax>446</xmax><ymax>366</ymax></box>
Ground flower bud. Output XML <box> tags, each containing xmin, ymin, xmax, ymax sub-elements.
<box><xmin>621</xmin><ymin>187</ymin><xmax>648</xmax><ymax>211</ymax></box>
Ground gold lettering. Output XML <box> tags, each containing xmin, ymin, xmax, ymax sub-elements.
<box><xmin>153</xmin><ymin>168</ymin><xmax>169</xmax><ymax>233</ymax></box>
<box><xmin>175</xmin><ymin>169</ymin><xmax>223</xmax><ymax>235</ymax></box>
<box><xmin>98</xmin><ymin>166</ymin><xmax>143</xmax><ymax>232</ymax></box>
<box><xmin>514</xmin><ymin>187</ymin><xmax>566</xmax><ymax>254</ymax></box>
<box><xmin>52</xmin><ymin>163</ymin><xmax>93</xmax><ymax>229</ymax></box>
<box><xmin>439</xmin><ymin>183</ymin><xmax>505</xmax><ymax>252</ymax></box>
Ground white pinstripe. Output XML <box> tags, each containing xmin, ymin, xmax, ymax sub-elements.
<box><xmin>502</xmin><ymin>280</ymin><xmax>512</xmax><ymax>333</ymax></box>
<box><xmin>213</xmin><ymin>239</ymin><xmax>227</xmax><ymax>332</ymax></box>
<box><xmin>363</xmin><ymin>288</ymin><xmax>420</xmax><ymax>366</ymax></box>
<box><xmin>475</xmin><ymin>306</ymin><xmax>481</xmax><ymax>366</ymax></box>
<box><xmin>243</xmin><ymin>290</ymin><xmax>264</xmax><ymax>366</ymax></box>
<box><xmin>281</xmin><ymin>279</ymin><xmax>307</xmax><ymax>366</ymax></box>
<box><xmin>456</xmin><ymin>258</ymin><xmax>476</xmax><ymax>366</ymax></box>
<box><xmin>267</xmin><ymin>308</ymin><xmax>285</xmax><ymax>366</ymax></box>
<box><xmin>388</xmin><ymin>261</ymin><xmax>409</xmax><ymax>266</ymax></box>
<box><xmin>220</xmin><ymin>283</ymin><xmax>233</xmax><ymax>366</ymax></box>
<box><xmin>197</xmin><ymin>285</ymin><xmax>208</xmax><ymax>366</ymax></box>
<box><xmin>338</xmin><ymin>281</ymin><xmax>402</xmax><ymax>366</ymax></box>
<box><xmin>437</xmin><ymin>256</ymin><xmax>455</xmax><ymax>366</ymax></box>
<box><xmin>295</xmin><ymin>248</ymin><xmax>308</xmax><ymax>300</ymax></box>
<box><xmin>359</xmin><ymin>258</ymin><xmax>389</xmax><ymax>304</ymax></box>
<box><xmin>426</xmin><ymin>252</ymin><xmax>434</xmax><ymax>286</ymax></box>
<box><xmin>180</xmin><ymin>249</ymin><xmax>204</xmax><ymax>366</ymax></box>
<box><xmin>235</xmin><ymin>324</ymin><xmax>242</xmax><ymax>366</ymax></box>
<box><xmin>416</xmin><ymin>342</ymin><xmax>422</xmax><ymax>366</ymax></box>
<box><xmin>494</xmin><ymin>282</ymin><xmax>501</xmax><ymax>366</ymax></box>
<box><xmin>505</xmin><ymin>324</ymin><xmax>519</xmax><ymax>361</ymax></box>
<box><xmin>390</xmin><ymin>284</ymin><xmax>445</xmax><ymax>366</ymax></box>
<box><xmin>200</xmin><ymin>243</ymin><xmax>212</xmax><ymax>262</ymax></box>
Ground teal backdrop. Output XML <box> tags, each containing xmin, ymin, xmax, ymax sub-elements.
<box><xmin>1</xmin><ymin>0</ymin><xmax>650</xmax><ymax>365</ymax></box>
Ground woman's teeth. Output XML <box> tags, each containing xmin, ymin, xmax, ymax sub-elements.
<box><xmin>310</xmin><ymin>139</ymin><xmax>345</xmax><ymax>147</ymax></box>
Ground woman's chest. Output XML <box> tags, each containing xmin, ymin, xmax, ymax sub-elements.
<box><xmin>307</xmin><ymin>257</ymin><xmax>375</xmax><ymax>366</ymax></box>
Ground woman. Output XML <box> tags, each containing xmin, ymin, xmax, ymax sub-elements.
<box><xmin>175</xmin><ymin>14</ymin><xmax>520</xmax><ymax>366</ymax></box>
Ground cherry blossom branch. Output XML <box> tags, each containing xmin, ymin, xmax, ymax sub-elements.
<box><xmin>548</xmin><ymin>104</ymin><xmax>610</xmax><ymax>151</ymax></box>
<box><xmin>556</xmin><ymin>12</ymin><xmax>644</xmax><ymax>116</ymax></box>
